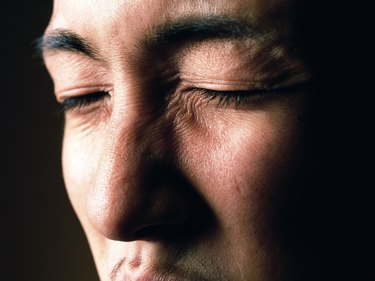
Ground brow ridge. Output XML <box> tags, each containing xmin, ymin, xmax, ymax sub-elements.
<box><xmin>141</xmin><ymin>16</ymin><xmax>263</xmax><ymax>54</ymax></box>
<box><xmin>39</xmin><ymin>29</ymin><xmax>97</xmax><ymax>59</ymax></box>
<box><xmin>39</xmin><ymin>16</ymin><xmax>263</xmax><ymax>63</ymax></box>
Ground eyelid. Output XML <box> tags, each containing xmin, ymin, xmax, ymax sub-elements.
<box><xmin>180</xmin><ymin>79</ymin><xmax>311</xmax><ymax>108</ymax></box>
<box><xmin>56</xmin><ymin>85</ymin><xmax>113</xmax><ymax>103</ymax></box>
<box><xmin>59</xmin><ymin>91</ymin><xmax>110</xmax><ymax>113</ymax></box>
<box><xmin>56</xmin><ymin>85</ymin><xmax>112</xmax><ymax>114</ymax></box>
<box><xmin>188</xmin><ymin>88</ymin><xmax>269</xmax><ymax>108</ymax></box>
<box><xmin>179</xmin><ymin>75</ymin><xmax>312</xmax><ymax>93</ymax></box>
<box><xmin>179</xmin><ymin>68</ymin><xmax>313</xmax><ymax>92</ymax></box>
<box><xmin>178</xmin><ymin>81</ymin><xmax>281</xmax><ymax>100</ymax></box>
<box><xmin>179</xmin><ymin>79</ymin><xmax>267</xmax><ymax>92</ymax></box>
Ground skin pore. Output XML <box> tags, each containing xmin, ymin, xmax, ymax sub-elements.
<box><xmin>42</xmin><ymin>0</ymin><xmax>314</xmax><ymax>280</ymax></box>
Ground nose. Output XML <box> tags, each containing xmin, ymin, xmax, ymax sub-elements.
<box><xmin>86</xmin><ymin>92</ymin><xmax>191</xmax><ymax>241</ymax></box>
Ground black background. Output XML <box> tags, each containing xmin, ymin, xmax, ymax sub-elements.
<box><xmin>2</xmin><ymin>2</ymin><xmax>99</xmax><ymax>280</ymax></box>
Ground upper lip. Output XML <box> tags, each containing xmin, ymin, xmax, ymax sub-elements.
<box><xmin>115</xmin><ymin>271</ymin><xmax>185</xmax><ymax>281</ymax></box>
<box><xmin>112</xmin><ymin>261</ymin><xmax>206</xmax><ymax>281</ymax></box>
<box><xmin>110</xmin><ymin>251</ymin><xmax>210</xmax><ymax>281</ymax></box>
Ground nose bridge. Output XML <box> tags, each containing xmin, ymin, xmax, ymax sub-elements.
<box><xmin>86</xmin><ymin>87</ymin><xmax>157</xmax><ymax>240</ymax></box>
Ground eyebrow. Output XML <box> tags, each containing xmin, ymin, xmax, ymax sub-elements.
<box><xmin>147</xmin><ymin>16</ymin><xmax>262</xmax><ymax>48</ymax></box>
<box><xmin>38</xmin><ymin>16</ymin><xmax>263</xmax><ymax>61</ymax></box>
<box><xmin>37</xmin><ymin>29</ymin><xmax>97</xmax><ymax>60</ymax></box>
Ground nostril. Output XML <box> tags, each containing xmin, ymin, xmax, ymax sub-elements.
<box><xmin>132</xmin><ymin>201</ymin><xmax>217</xmax><ymax>243</ymax></box>
<box><xmin>133</xmin><ymin>223</ymin><xmax>187</xmax><ymax>241</ymax></box>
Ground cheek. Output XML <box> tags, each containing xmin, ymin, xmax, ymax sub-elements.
<box><xmin>61</xmin><ymin>127</ymin><xmax>103</xmax><ymax>222</ymax></box>
<box><xmin>62</xmin><ymin>126</ymin><xmax>113</xmax><ymax>279</ymax></box>
<box><xmin>175</xmin><ymin>99</ymin><xmax>305</xmax><ymax>275</ymax></box>
<box><xmin>178</xmin><ymin>98</ymin><xmax>304</xmax><ymax>227</ymax></box>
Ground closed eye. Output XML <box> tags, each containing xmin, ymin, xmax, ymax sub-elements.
<box><xmin>192</xmin><ymin>81</ymin><xmax>311</xmax><ymax>108</ymax></box>
<box><xmin>197</xmin><ymin>88</ymin><xmax>270</xmax><ymax>107</ymax></box>
<box><xmin>59</xmin><ymin>91</ymin><xmax>110</xmax><ymax>113</ymax></box>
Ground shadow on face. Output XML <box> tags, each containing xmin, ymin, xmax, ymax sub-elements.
<box><xmin>40</xmin><ymin>0</ymin><xmax>374</xmax><ymax>280</ymax></box>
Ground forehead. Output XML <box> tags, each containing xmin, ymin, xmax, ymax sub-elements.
<box><xmin>48</xmin><ymin>0</ymin><xmax>297</xmax><ymax>40</ymax></box>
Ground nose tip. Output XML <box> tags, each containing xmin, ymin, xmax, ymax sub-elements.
<box><xmin>86</xmin><ymin>175</ymin><xmax>141</xmax><ymax>241</ymax></box>
<box><xmin>86</xmin><ymin>155</ymin><xmax>191</xmax><ymax>241</ymax></box>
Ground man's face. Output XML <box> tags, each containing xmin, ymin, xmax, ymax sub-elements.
<box><xmin>44</xmin><ymin>0</ymin><xmax>312</xmax><ymax>280</ymax></box>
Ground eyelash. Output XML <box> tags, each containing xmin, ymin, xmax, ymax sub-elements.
<box><xmin>59</xmin><ymin>91</ymin><xmax>109</xmax><ymax>113</ymax></box>
<box><xmin>59</xmin><ymin>87</ymin><xmax>271</xmax><ymax>113</ymax></box>
<box><xmin>196</xmin><ymin>88</ymin><xmax>270</xmax><ymax>107</ymax></box>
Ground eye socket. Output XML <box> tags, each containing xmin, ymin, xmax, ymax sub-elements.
<box><xmin>59</xmin><ymin>91</ymin><xmax>110</xmax><ymax>113</ymax></box>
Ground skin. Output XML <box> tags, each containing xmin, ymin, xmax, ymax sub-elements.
<box><xmin>43</xmin><ymin>0</ymin><xmax>315</xmax><ymax>280</ymax></box>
